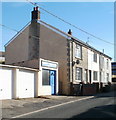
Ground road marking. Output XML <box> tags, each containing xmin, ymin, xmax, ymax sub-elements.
<box><xmin>11</xmin><ymin>96</ymin><xmax>94</xmax><ymax>118</ymax></box>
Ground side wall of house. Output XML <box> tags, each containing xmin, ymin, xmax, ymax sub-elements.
<box><xmin>5</xmin><ymin>25</ymin><xmax>30</xmax><ymax>64</ymax></box>
<box><xmin>5</xmin><ymin>22</ymin><xmax>40</xmax><ymax>65</ymax></box>
<box><xmin>39</xmin><ymin>24</ymin><xmax>70</xmax><ymax>95</ymax></box>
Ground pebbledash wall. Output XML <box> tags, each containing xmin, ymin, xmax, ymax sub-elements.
<box><xmin>0</xmin><ymin>63</ymin><xmax>58</xmax><ymax>100</ymax></box>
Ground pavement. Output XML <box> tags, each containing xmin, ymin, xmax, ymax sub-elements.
<box><xmin>1</xmin><ymin>95</ymin><xmax>83</xmax><ymax>109</ymax></box>
<box><xmin>0</xmin><ymin>91</ymin><xmax>115</xmax><ymax>119</ymax></box>
<box><xmin>1</xmin><ymin>95</ymin><xmax>86</xmax><ymax>119</ymax></box>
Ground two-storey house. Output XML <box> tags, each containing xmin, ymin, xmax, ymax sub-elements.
<box><xmin>5</xmin><ymin>7</ymin><xmax>112</xmax><ymax>95</ymax></box>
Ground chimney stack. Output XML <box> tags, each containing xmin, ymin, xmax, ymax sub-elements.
<box><xmin>68</xmin><ymin>29</ymin><xmax>72</xmax><ymax>35</ymax></box>
<box><xmin>31</xmin><ymin>7</ymin><xmax>40</xmax><ymax>21</ymax></box>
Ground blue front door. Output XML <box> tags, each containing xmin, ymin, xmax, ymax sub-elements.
<box><xmin>50</xmin><ymin>70</ymin><xmax>56</xmax><ymax>95</ymax></box>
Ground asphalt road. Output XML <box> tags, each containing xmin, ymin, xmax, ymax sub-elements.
<box><xmin>11</xmin><ymin>92</ymin><xmax>116</xmax><ymax>119</ymax></box>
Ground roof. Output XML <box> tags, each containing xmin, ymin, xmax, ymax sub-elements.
<box><xmin>5</xmin><ymin>20</ymin><xmax>112</xmax><ymax>59</ymax></box>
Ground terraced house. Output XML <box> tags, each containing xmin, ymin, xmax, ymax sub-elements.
<box><xmin>5</xmin><ymin>7</ymin><xmax>112</xmax><ymax>96</ymax></box>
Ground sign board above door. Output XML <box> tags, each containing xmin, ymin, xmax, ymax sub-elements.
<box><xmin>41</xmin><ymin>60</ymin><xmax>57</xmax><ymax>69</ymax></box>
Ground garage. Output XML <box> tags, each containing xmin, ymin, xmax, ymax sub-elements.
<box><xmin>0</xmin><ymin>68</ymin><xmax>12</xmax><ymax>100</ymax></box>
<box><xmin>17</xmin><ymin>69</ymin><xmax>35</xmax><ymax>98</ymax></box>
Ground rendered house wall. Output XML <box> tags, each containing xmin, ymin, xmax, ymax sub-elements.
<box><xmin>5</xmin><ymin>25</ymin><xmax>30</xmax><ymax>64</ymax></box>
<box><xmin>39</xmin><ymin>24</ymin><xmax>70</xmax><ymax>95</ymax></box>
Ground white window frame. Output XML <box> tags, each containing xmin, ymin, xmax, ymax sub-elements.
<box><xmin>75</xmin><ymin>67</ymin><xmax>82</xmax><ymax>81</ymax></box>
<box><xmin>84</xmin><ymin>69</ymin><xmax>88</xmax><ymax>83</ymax></box>
<box><xmin>75</xmin><ymin>44</ymin><xmax>82</xmax><ymax>59</ymax></box>
<box><xmin>93</xmin><ymin>52</ymin><xmax>97</xmax><ymax>63</ymax></box>
<box><xmin>99</xmin><ymin>56</ymin><xmax>104</xmax><ymax>67</ymax></box>
<box><xmin>106</xmin><ymin>59</ymin><xmax>109</xmax><ymax>69</ymax></box>
<box><xmin>93</xmin><ymin>71</ymin><xmax>98</xmax><ymax>81</ymax></box>
<box><xmin>106</xmin><ymin>73</ymin><xmax>109</xmax><ymax>82</ymax></box>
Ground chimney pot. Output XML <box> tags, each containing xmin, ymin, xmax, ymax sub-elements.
<box><xmin>68</xmin><ymin>29</ymin><xmax>72</xmax><ymax>35</ymax></box>
<box><xmin>31</xmin><ymin>7</ymin><xmax>40</xmax><ymax>21</ymax></box>
<box><xmin>35</xmin><ymin>6</ymin><xmax>38</xmax><ymax>11</ymax></box>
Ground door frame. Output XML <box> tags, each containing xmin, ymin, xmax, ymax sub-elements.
<box><xmin>49</xmin><ymin>70</ymin><xmax>56</xmax><ymax>95</ymax></box>
<box><xmin>89</xmin><ymin>70</ymin><xmax>92</xmax><ymax>84</ymax></box>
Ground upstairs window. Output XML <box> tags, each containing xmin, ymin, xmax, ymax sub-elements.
<box><xmin>75</xmin><ymin>44</ymin><xmax>82</xmax><ymax>59</ymax></box>
<box><xmin>93</xmin><ymin>52</ymin><xmax>97</xmax><ymax>62</ymax></box>
<box><xmin>99</xmin><ymin>56</ymin><xmax>104</xmax><ymax>67</ymax></box>
<box><xmin>106</xmin><ymin>59</ymin><xmax>109</xmax><ymax>69</ymax></box>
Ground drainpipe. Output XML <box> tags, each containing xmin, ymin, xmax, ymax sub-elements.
<box><xmin>70</xmin><ymin>39</ymin><xmax>74</xmax><ymax>95</ymax></box>
<box><xmin>71</xmin><ymin>40</ymin><xmax>74</xmax><ymax>84</ymax></box>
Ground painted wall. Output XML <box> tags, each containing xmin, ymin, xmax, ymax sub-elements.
<box><xmin>103</xmin><ymin>57</ymin><xmax>112</xmax><ymax>83</ymax></box>
<box><xmin>88</xmin><ymin>49</ymin><xmax>99</xmax><ymax>71</ymax></box>
<box><xmin>0</xmin><ymin>68</ymin><xmax>12</xmax><ymax>99</ymax></box>
<box><xmin>88</xmin><ymin>49</ymin><xmax>100</xmax><ymax>83</ymax></box>
<box><xmin>88</xmin><ymin>49</ymin><xmax>112</xmax><ymax>84</ymax></box>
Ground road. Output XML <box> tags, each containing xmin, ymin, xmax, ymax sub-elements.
<box><xmin>11</xmin><ymin>92</ymin><xmax>116</xmax><ymax>119</ymax></box>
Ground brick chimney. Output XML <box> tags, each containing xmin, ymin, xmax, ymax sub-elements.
<box><xmin>31</xmin><ymin>7</ymin><xmax>40</xmax><ymax>21</ymax></box>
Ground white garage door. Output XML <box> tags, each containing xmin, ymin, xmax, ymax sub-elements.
<box><xmin>0</xmin><ymin>68</ymin><xmax>12</xmax><ymax>100</ymax></box>
<box><xmin>17</xmin><ymin>70</ymin><xmax>34</xmax><ymax>98</ymax></box>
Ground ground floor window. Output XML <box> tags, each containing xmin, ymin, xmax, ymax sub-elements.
<box><xmin>42</xmin><ymin>69</ymin><xmax>50</xmax><ymax>85</ymax></box>
<box><xmin>75</xmin><ymin>67</ymin><xmax>82</xmax><ymax>81</ymax></box>
<box><xmin>106</xmin><ymin>73</ymin><xmax>109</xmax><ymax>82</ymax></box>
<box><xmin>84</xmin><ymin>69</ymin><xmax>88</xmax><ymax>83</ymax></box>
<box><xmin>93</xmin><ymin>71</ymin><xmax>98</xmax><ymax>81</ymax></box>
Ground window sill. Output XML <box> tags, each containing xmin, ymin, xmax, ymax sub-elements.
<box><xmin>75</xmin><ymin>56</ymin><xmax>82</xmax><ymax>60</ymax></box>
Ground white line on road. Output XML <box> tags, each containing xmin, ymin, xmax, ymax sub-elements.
<box><xmin>11</xmin><ymin>96</ymin><xmax>94</xmax><ymax>118</ymax></box>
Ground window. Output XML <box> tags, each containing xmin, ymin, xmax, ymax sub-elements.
<box><xmin>93</xmin><ymin>53</ymin><xmax>97</xmax><ymax>62</ymax></box>
<box><xmin>75</xmin><ymin>44</ymin><xmax>82</xmax><ymax>59</ymax></box>
<box><xmin>93</xmin><ymin>71</ymin><xmax>98</xmax><ymax>81</ymax></box>
<box><xmin>75</xmin><ymin>68</ymin><xmax>82</xmax><ymax>81</ymax></box>
<box><xmin>84</xmin><ymin>69</ymin><xmax>88</xmax><ymax>83</ymax></box>
<box><xmin>106</xmin><ymin>59</ymin><xmax>109</xmax><ymax>69</ymax></box>
<box><xmin>42</xmin><ymin>69</ymin><xmax>50</xmax><ymax>85</ymax></box>
<box><xmin>106</xmin><ymin>73</ymin><xmax>109</xmax><ymax>82</ymax></box>
<box><xmin>99</xmin><ymin>56</ymin><xmax>104</xmax><ymax>67</ymax></box>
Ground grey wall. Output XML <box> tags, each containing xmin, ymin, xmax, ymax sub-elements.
<box><xmin>39</xmin><ymin>24</ymin><xmax>70</xmax><ymax>95</ymax></box>
<box><xmin>5</xmin><ymin>25</ymin><xmax>30</xmax><ymax>64</ymax></box>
